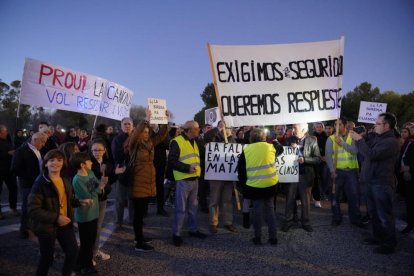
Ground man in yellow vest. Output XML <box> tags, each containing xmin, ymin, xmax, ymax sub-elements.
<box><xmin>168</xmin><ymin>120</ymin><xmax>207</xmax><ymax>246</ymax></box>
<box><xmin>238</xmin><ymin>128</ymin><xmax>283</xmax><ymax>245</ymax></box>
<box><xmin>325</xmin><ymin>118</ymin><xmax>363</xmax><ymax>227</ymax></box>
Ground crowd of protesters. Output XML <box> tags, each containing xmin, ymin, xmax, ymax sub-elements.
<box><xmin>0</xmin><ymin>112</ymin><xmax>413</xmax><ymax>275</ymax></box>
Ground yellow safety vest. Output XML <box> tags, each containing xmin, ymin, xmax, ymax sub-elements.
<box><xmin>330</xmin><ymin>134</ymin><xmax>359</xmax><ymax>169</ymax></box>
<box><xmin>244</xmin><ymin>142</ymin><xmax>278</xmax><ymax>188</ymax></box>
<box><xmin>172</xmin><ymin>135</ymin><xmax>201</xmax><ymax>180</ymax></box>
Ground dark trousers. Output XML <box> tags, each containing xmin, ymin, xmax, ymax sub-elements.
<box><xmin>155</xmin><ymin>165</ymin><xmax>166</xmax><ymax>212</ymax></box>
<box><xmin>77</xmin><ymin>219</ymin><xmax>98</xmax><ymax>269</ymax></box>
<box><xmin>36</xmin><ymin>224</ymin><xmax>78</xmax><ymax>276</ymax></box>
<box><xmin>311</xmin><ymin>164</ymin><xmax>321</xmax><ymax>201</ymax></box>
<box><xmin>0</xmin><ymin>173</ymin><xmax>18</xmax><ymax>211</ymax></box>
<box><xmin>252</xmin><ymin>197</ymin><xmax>277</xmax><ymax>240</ymax></box>
<box><xmin>285</xmin><ymin>175</ymin><xmax>310</xmax><ymax>226</ymax></box>
<box><xmin>198</xmin><ymin>178</ymin><xmax>209</xmax><ymax>210</ymax></box>
<box><xmin>133</xmin><ymin>197</ymin><xmax>149</xmax><ymax>244</ymax></box>
<box><xmin>406</xmin><ymin>180</ymin><xmax>414</xmax><ymax>226</ymax></box>
<box><xmin>367</xmin><ymin>183</ymin><xmax>396</xmax><ymax>248</ymax></box>
<box><xmin>316</xmin><ymin>162</ymin><xmax>331</xmax><ymax>197</ymax></box>
<box><xmin>331</xmin><ymin>169</ymin><xmax>361</xmax><ymax>224</ymax></box>
<box><xmin>20</xmin><ymin>185</ymin><xmax>32</xmax><ymax>233</ymax></box>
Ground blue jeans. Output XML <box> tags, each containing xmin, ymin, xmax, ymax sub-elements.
<box><xmin>115</xmin><ymin>181</ymin><xmax>134</xmax><ymax>225</ymax></box>
<box><xmin>20</xmin><ymin>186</ymin><xmax>32</xmax><ymax>233</ymax></box>
<box><xmin>331</xmin><ymin>169</ymin><xmax>361</xmax><ymax>224</ymax></box>
<box><xmin>173</xmin><ymin>179</ymin><xmax>199</xmax><ymax>236</ymax></box>
<box><xmin>93</xmin><ymin>200</ymin><xmax>107</xmax><ymax>253</ymax></box>
<box><xmin>252</xmin><ymin>197</ymin><xmax>277</xmax><ymax>240</ymax></box>
<box><xmin>367</xmin><ymin>182</ymin><xmax>396</xmax><ymax>248</ymax></box>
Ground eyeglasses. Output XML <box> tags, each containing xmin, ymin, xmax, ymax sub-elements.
<box><xmin>375</xmin><ymin>122</ymin><xmax>385</xmax><ymax>126</ymax></box>
<box><xmin>92</xmin><ymin>149</ymin><xmax>105</xmax><ymax>152</ymax></box>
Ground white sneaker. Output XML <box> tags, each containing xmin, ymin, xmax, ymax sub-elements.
<box><xmin>95</xmin><ymin>250</ymin><xmax>111</xmax><ymax>261</ymax></box>
<box><xmin>314</xmin><ymin>201</ymin><xmax>322</xmax><ymax>208</ymax></box>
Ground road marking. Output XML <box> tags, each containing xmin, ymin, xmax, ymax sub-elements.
<box><xmin>0</xmin><ymin>204</ymin><xmax>135</xmax><ymax>248</ymax></box>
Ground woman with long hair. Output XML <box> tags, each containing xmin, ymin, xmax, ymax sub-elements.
<box><xmin>59</xmin><ymin>142</ymin><xmax>80</xmax><ymax>181</ymax></box>
<box><xmin>27</xmin><ymin>149</ymin><xmax>92</xmax><ymax>275</ymax></box>
<box><xmin>89</xmin><ymin>138</ymin><xmax>119</xmax><ymax>262</ymax></box>
<box><xmin>126</xmin><ymin>111</ymin><xmax>169</xmax><ymax>252</ymax></box>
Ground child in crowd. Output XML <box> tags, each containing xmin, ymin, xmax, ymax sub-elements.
<box><xmin>28</xmin><ymin>149</ymin><xmax>93</xmax><ymax>276</ymax></box>
<box><xmin>71</xmin><ymin>152</ymin><xmax>106</xmax><ymax>274</ymax></box>
<box><xmin>89</xmin><ymin>139</ymin><xmax>120</xmax><ymax>262</ymax></box>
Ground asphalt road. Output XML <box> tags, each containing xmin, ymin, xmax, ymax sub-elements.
<box><xmin>0</xmin><ymin>185</ymin><xmax>413</xmax><ymax>276</ymax></box>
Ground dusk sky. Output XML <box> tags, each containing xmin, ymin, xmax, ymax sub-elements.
<box><xmin>1</xmin><ymin>0</ymin><xmax>413</xmax><ymax>124</ymax></box>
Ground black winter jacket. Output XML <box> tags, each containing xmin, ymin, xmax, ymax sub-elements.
<box><xmin>91</xmin><ymin>156</ymin><xmax>116</xmax><ymax>201</ymax></box>
<box><xmin>356</xmin><ymin>130</ymin><xmax>400</xmax><ymax>185</ymax></box>
<box><xmin>28</xmin><ymin>174</ymin><xmax>80</xmax><ymax>236</ymax></box>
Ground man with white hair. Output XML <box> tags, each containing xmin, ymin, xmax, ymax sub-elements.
<box><xmin>11</xmin><ymin>132</ymin><xmax>47</xmax><ymax>238</ymax></box>
<box><xmin>111</xmin><ymin>117</ymin><xmax>135</xmax><ymax>230</ymax></box>
<box><xmin>281</xmin><ymin>123</ymin><xmax>320</xmax><ymax>233</ymax></box>
<box><xmin>38</xmin><ymin>122</ymin><xmax>58</xmax><ymax>157</ymax></box>
<box><xmin>168</xmin><ymin>120</ymin><xmax>207</xmax><ymax>246</ymax></box>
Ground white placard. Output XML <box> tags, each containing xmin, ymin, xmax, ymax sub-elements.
<box><xmin>205</xmin><ymin>107</ymin><xmax>220</xmax><ymax>127</ymax></box>
<box><xmin>208</xmin><ymin>37</ymin><xmax>344</xmax><ymax>127</ymax></box>
<box><xmin>20</xmin><ymin>58</ymin><xmax>133</xmax><ymax>121</ymax></box>
<box><xmin>205</xmin><ymin>142</ymin><xmax>245</xmax><ymax>181</ymax></box>
<box><xmin>204</xmin><ymin>143</ymin><xmax>298</xmax><ymax>183</ymax></box>
<box><xmin>148</xmin><ymin>98</ymin><xmax>168</xmax><ymax>124</ymax></box>
<box><xmin>357</xmin><ymin>101</ymin><xmax>387</xmax><ymax>124</ymax></box>
<box><xmin>276</xmin><ymin>146</ymin><xmax>299</xmax><ymax>183</ymax></box>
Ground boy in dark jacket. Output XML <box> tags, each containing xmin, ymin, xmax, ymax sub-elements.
<box><xmin>28</xmin><ymin>149</ymin><xmax>92</xmax><ymax>276</ymax></box>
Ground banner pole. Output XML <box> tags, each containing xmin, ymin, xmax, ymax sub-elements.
<box><xmin>207</xmin><ymin>43</ymin><xmax>240</xmax><ymax>210</ymax></box>
<box><xmin>207</xmin><ymin>43</ymin><xmax>226</xmax><ymax>128</ymax></box>
<box><xmin>92</xmin><ymin>114</ymin><xmax>99</xmax><ymax>130</ymax></box>
<box><xmin>15</xmin><ymin>80</ymin><xmax>23</xmax><ymax>131</ymax></box>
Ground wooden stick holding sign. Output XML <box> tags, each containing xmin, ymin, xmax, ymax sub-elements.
<box><xmin>207</xmin><ymin>43</ymin><xmax>241</xmax><ymax>211</ymax></box>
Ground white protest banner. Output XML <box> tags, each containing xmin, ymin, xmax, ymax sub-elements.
<box><xmin>205</xmin><ymin>142</ymin><xmax>245</xmax><ymax>181</ymax></box>
<box><xmin>357</xmin><ymin>101</ymin><xmax>387</xmax><ymax>124</ymax></box>
<box><xmin>20</xmin><ymin>58</ymin><xmax>133</xmax><ymax>121</ymax></box>
<box><xmin>204</xmin><ymin>142</ymin><xmax>298</xmax><ymax>183</ymax></box>
<box><xmin>208</xmin><ymin>37</ymin><xmax>344</xmax><ymax>127</ymax></box>
<box><xmin>148</xmin><ymin>98</ymin><xmax>168</xmax><ymax>124</ymax></box>
<box><xmin>276</xmin><ymin>146</ymin><xmax>299</xmax><ymax>183</ymax></box>
<box><xmin>205</xmin><ymin>107</ymin><xmax>220</xmax><ymax>127</ymax></box>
